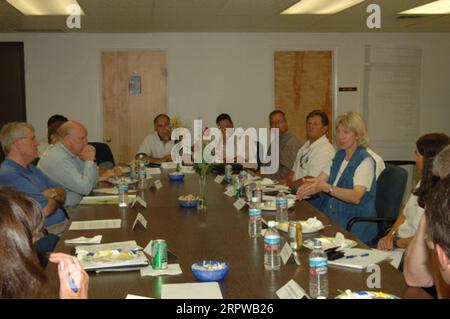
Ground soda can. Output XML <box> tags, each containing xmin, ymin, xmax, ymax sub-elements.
<box><xmin>289</xmin><ymin>221</ymin><xmax>303</xmax><ymax>251</ymax></box>
<box><xmin>151</xmin><ymin>239</ymin><xmax>168</xmax><ymax>270</ymax></box>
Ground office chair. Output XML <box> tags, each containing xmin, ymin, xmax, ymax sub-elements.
<box><xmin>89</xmin><ymin>142</ymin><xmax>115</xmax><ymax>169</ymax></box>
<box><xmin>346</xmin><ymin>164</ymin><xmax>408</xmax><ymax>245</ymax></box>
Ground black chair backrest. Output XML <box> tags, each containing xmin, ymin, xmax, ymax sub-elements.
<box><xmin>375</xmin><ymin>163</ymin><xmax>408</xmax><ymax>235</ymax></box>
<box><xmin>89</xmin><ymin>142</ymin><xmax>115</xmax><ymax>167</ymax></box>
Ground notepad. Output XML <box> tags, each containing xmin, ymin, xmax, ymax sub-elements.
<box><xmin>328</xmin><ymin>248</ymin><xmax>392</xmax><ymax>269</ymax></box>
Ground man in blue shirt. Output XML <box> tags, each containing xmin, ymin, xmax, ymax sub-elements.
<box><xmin>0</xmin><ymin>122</ymin><xmax>68</xmax><ymax>234</ymax></box>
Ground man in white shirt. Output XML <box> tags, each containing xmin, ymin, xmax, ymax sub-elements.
<box><xmin>280</xmin><ymin>110</ymin><xmax>335</xmax><ymax>188</ymax></box>
<box><xmin>137</xmin><ymin>114</ymin><xmax>175</xmax><ymax>163</ymax></box>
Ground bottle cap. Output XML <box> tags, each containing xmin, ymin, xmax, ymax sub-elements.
<box><xmin>251</xmin><ymin>197</ymin><xmax>258</xmax><ymax>203</ymax></box>
<box><xmin>268</xmin><ymin>221</ymin><xmax>276</xmax><ymax>228</ymax></box>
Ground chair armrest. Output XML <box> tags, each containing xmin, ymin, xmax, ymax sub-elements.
<box><xmin>346</xmin><ymin>217</ymin><xmax>396</xmax><ymax>232</ymax></box>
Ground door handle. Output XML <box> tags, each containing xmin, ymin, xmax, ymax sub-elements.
<box><xmin>105</xmin><ymin>137</ymin><xmax>112</xmax><ymax>143</ymax></box>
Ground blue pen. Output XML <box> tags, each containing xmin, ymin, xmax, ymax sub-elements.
<box><xmin>67</xmin><ymin>275</ymin><xmax>79</xmax><ymax>293</ymax></box>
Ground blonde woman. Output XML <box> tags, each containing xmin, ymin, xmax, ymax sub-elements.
<box><xmin>297</xmin><ymin>112</ymin><xmax>377</xmax><ymax>244</ymax></box>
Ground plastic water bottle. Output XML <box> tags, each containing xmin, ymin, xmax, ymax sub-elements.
<box><xmin>138</xmin><ymin>161</ymin><xmax>146</xmax><ymax>189</ymax></box>
<box><xmin>309</xmin><ymin>240</ymin><xmax>329</xmax><ymax>299</ymax></box>
<box><xmin>276</xmin><ymin>191</ymin><xmax>288</xmax><ymax>226</ymax></box>
<box><xmin>264</xmin><ymin>220</ymin><xmax>281</xmax><ymax>270</ymax></box>
<box><xmin>118</xmin><ymin>178</ymin><xmax>129</xmax><ymax>208</ymax></box>
<box><xmin>248</xmin><ymin>197</ymin><xmax>262</xmax><ymax>238</ymax></box>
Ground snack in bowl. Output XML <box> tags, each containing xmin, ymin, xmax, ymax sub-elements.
<box><xmin>191</xmin><ymin>260</ymin><xmax>230</xmax><ymax>282</ymax></box>
<box><xmin>177</xmin><ymin>194</ymin><xmax>199</xmax><ymax>208</ymax></box>
<box><xmin>169</xmin><ymin>172</ymin><xmax>185</xmax><ymax>182</ymax></box>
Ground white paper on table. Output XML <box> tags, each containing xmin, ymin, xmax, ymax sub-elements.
<box><xmin>328</xmin><ymin>248</ymin><xmax>392</xmax><ymax>270</ymax></box>
<box><xmin>161</xmin><ymin>282</ymin><xmax>223</xmax><ymax>299</ymax></box>
<box><xmin>69</xmin><ymin>219</ymin><xmax>121</xmax><ymax>230</ymax></box>
<box><xmin>146</xmin><ymin>167</ymin><xmax>162</xmax><ymax>175</ymax></box>
<box><xmin>388</xmin><ymin>249</ymin><xmax>405</xmax><ymax>269</ymax></box>
<box><xmin>214</xmin><ymin>175</ymin><xmax>224</xmax><ymax>184</ymax></box>
<box><xmin>181</xmin><ymin>166</ymin><xmax>195</xmax><ymax>174</ymax></box>
<box><xmin>125</xmin><ymin>294</ymin><xmax>153</xmax><ymax>299</ymax></box>
<box><xmin>233</xmin><ymin>198</ymin><xmax>246</xmax><ymax>210</ymax></box>
<box><xmin>280</xmin><ymin>242</ymin><xmax>293</xmax><ymax>265</ymax></box>
<box><xmin>64</xmin><ymin>235</ymin><xmax>102</xmax><ymax>245</ymax></box>
<box><xmin>140</xmin><ymin>264</ymin><xmax>183</xmax><ymax>277</ymax></box>
<box><xmin>276</xmin><ymin>279</ymin><xmax>308</xmax><ymax>299</ymax></box>
<box><xmin>161</xmin><ymin>162</ymin><xmax>177</xmax><ymax>169</ymax></box>
<box><xmin>79</xmin><ymin>195</ymin><xmax>137</xmax><ymax>205</ymax></box>
<box><xmin>224</xmin><ymin>189</ymin><xmax>234</xmax><ymax>197</ymax></box>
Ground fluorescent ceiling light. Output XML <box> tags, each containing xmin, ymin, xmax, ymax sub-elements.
<box><xmin>399</xmin><ymin>0</ymin><xmax>450</xmax><ymax>14</ymax></box>
<box><xmin>7</xmin><ymin>0</ymin><xmax>84</xmax><ymax>16</ymax></box>
<box><xmin>282</xmin><ymin>0</ymin><xmax>365</xmax><ymax>14</ymax></box>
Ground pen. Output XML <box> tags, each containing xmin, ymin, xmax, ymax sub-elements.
<box><xmin>345</xmin><ymin>253</ymin><xmax>370</xmax><ymax>259</ymax></box>
<box><xmin>67</xmin><ymin>275</ymin><xmax>79</xmax><ymax>293</ymax></box>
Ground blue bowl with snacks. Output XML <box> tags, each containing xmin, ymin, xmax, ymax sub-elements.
<box><xmin>191</xmin><ymin>261</ymin><xmax>230</xmax><ymax>282</ymax></box>
<box><xmin>177</xmin><ymin>195</ymin><xmax>199</xmax><ymax>208</ymax></box>
<box><xmin>169</xmin><ymin>172</ymin><xmax>185</xmax><ymax>182</ymax></box>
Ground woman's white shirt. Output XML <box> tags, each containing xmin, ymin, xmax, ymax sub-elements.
<box><xmin>397</xmin><ymin>182</ymin><xmax>424</xmax><ymax>239</ymax></box>
<box><xmin>325</xmin><ymin>156</ymin><xmax>375</xmax><ymax>192</ymax></box>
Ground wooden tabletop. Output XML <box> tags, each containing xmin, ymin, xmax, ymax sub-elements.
<box><xmin>44</xmin><ymin>172</ymin><xmax>407</xmax><ymax>299</ymax></box>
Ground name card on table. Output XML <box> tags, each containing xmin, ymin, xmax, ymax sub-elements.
<box><xmin>280</xmin><ymin>242</ymin><xmax>293</xmax><ymax>265</ymax></box>
<box><xmin>132</xmin><ymin>213</ymin><xmax>148</xmax><ymax>230</ymax></box>
<box><xmin>233</xmin><ymin>198</ymin><xmax>246</xmax><ymax>211</ymax></box>
<box><xmin>154</xmin><ymin>179</ymin><xmax>163</xmax><ymax>190</ymax></box>
<box><xmin>144</xmin><ymin>240</ymin><xmax>153</xmax><ymax>256</ymax></box>
<box><xmin>276</xmin><ymin>279</ymin><xmax>308</xmax><ymax>299</ymax></box>
<box><xmin>224</xmin><ymin>188</ymin><xmax>235</xmax><ymax>197</ymax></box>
<box><xmin>214</xmin><ymin>175</ymin><xmax>224</xmax><ymax>184</ymax></box>
<box><xmin>135</xmin><ymin>196</ymin><xmax>147</xmax><ymax>208</ymax></box>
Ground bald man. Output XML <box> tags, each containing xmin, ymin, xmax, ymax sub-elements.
<box><xmin>38</xmin><ymin>121</ymin><xmax>121</xmax><ymax>206</ymax></box>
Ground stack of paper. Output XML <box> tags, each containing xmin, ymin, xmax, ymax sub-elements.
<box><xmin>64</xmin><ymin>235</ymin><xmax>102</xmax><ymax>245</ymax></box>
<box><xmin>69</xmin><ymin>219</ymin><xmax>121</xmax><ymax>230</ymax></box>
<box><xmin>140</xmin><ymin>264</ymin><xmax>183</xmax><ymax>277</ymax></box>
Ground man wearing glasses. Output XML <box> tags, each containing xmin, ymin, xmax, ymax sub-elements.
<box><xmin>280</xmin><ymin>110</ymin><xmax>335</xmax><ymax>191</ymax></box>
<box><xmin>136</xmin><ymin>114</ymin><xmax>174</xmax><ymax>163</ymax></box>
<box><xmin>0</xmin><ymin>122</ymin><xmax>68</xmax><ymax>233</ymax></box>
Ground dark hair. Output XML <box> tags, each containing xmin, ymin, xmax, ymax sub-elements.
<box><xmin>0</xmin><ymin>187</ymin><xmax>47</xmax><ymax>298</ymax></box>
<box><xmin>47</xmin><ymin>115</ymin><xmax>68</xmax><ymax>128</ymax></box>
<box><xmin>153</xmin><ymin>114</ymin><xmax>170</xmax><ymax>125</ymax></box>
<box><xmin>426</xmin><ymin>176</ymin><xmax>450</xmax><ymax>258</ymax></box>
<box><xmin>306</xmin><ymin>110</ymin><xmax>329</xmax><ymax>127</ymax></box>
<box><xmin>216</xmin><ymin>113</ymin><xmax>233</xmax><ymax>125</ymax></box>
<box><xmin>269</xmin><ymin>110</ymin><xmax>286</xmax><ymax>120</ymax></box>
<box><xmin>47</xmin><ymin>121</ymin><xmax>66</xmax><ymax>144</ymax></box>
<box><xmin>414</xmin><ymin>133</ymin><xmax>450</xmax><ymax>208</ymax></box>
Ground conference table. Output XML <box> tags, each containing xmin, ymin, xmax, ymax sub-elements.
<box><xmin>45</xmin><ymin>170</ymin><xmax>408</xmax><ymax>299</ymax></box>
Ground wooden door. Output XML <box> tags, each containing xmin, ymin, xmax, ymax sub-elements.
<box><xmin>274</xmin><ymin>51</ymin><xmax>333</xmax><ymax>143</ymax></box>
<box><xmin>102</xmin><ymin>51</ymin><xmax>167</xmax><ymax>164</ymax></box>
<box><xmin>0</xmin><ymin>42</ymin><xmax>26</xmax><ymax>162</ymax></box>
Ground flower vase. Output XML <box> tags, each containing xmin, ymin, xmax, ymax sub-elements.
<box><xmin>197</xmin><ymin>174</ymin><xmax>208</xmax><ymax>210</ymax></box>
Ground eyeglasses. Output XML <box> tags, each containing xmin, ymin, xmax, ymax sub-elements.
<box><xmin>299</xmin><ymin>148</ymin><xmax>312</xmax><ymax>169</ymax></box>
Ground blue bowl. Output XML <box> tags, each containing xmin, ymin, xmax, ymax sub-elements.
<box><xmin>169</xmin><ymin>172</ymin><xmax>185</xmax><ymax>182</ymax></box>
<box><xmin>191</xmin><ymin>261</ymin><xmax>230</xmax><ymax>282</ymax></box>
<box><xmin>177</xmin><ymin>199</ymin><xmax>199</xmax><ymax>208</ymax></box>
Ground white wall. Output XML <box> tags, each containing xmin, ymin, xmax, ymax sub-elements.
<box><xmin>1</xmin><ymin>32</ymin><xmax>449</xmax><ymax>160</ymax></box>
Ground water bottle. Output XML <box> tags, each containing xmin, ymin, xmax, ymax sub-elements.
<box><xmin>248</xmin><ymin>197</ymin><xmax>262</xmax><ymax>238</ymax></box>
<box><xmin>309</xmin><ymin>240</ymin><xmax>329</xmax><ymax>299</ymax></box>
<box><xmin>264</xmin><ymin>220</ymin><xmax>281</xmax><ymax>270</ymax></box>
<box><xmin>138</xmin><ymin>161</ymin><xmax>146</xmax><ymax>189</ymax></box>
<box><xmin>276</xmin><ymin>190</ymin><xmax>288</xmax><ymax>227</ymax></box>
<box><xmin>118</xmin><ymin>178</ymin><xmax>129</xmax><ymax>208</ymax></box>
